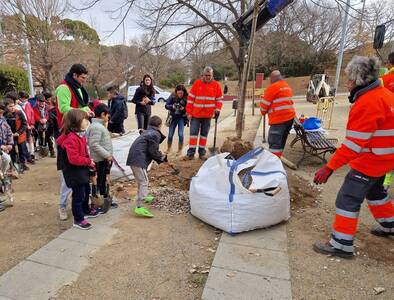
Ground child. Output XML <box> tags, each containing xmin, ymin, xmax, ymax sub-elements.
<box><xmin>34</xmin><ymin>94</ymin><xmax>55</xmax><ymax>157</ymax></box>
<box><xmin>57</xmin><ymin>109</ymin><xmax>98</xmax><ymax>230</ymax></box>
<box><xmin>86</xmin><ymin>103</ymin><xmax>113</xmax><ymax>213</ymax></box>
<box><xmin>16</xmin><ymin>91</ymin><xmax>35</xmax><ymax>164</ymax></box>
<box><xmin>0</xmin><ymin>103</ymin><xmax>14</xmax><ymax>209</ymax></box>
<box><xmin>126</xmin><ymin>115</ymin><xmax>167</xmax><ymax>217</ymax></box>
<box><xmin>4</xmin><ymin>98</ymin><xmax>29</xmax><ymax>172</ymax></box>
<box><xmin>47</xmin><ymin>95</ymin><xmax>59</xmax><ymax>157</ymax></box>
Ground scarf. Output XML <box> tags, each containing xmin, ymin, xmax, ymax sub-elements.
<box><xmin>64</xmin><ymin>73</ymin><xmax>89</xmax><ymax>107</ymax></box>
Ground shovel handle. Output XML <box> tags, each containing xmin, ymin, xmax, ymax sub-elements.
<box><xmin>249</xmin><ymin>186</ymin><xmax>281</xmax><ymax>196</ymax></box>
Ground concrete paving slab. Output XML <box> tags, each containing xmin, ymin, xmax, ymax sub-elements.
<box><xmin>57</xmin><ymin>223</ymin><xmax>118</xmax><ymax>246</ymax></box>
<box><xmin>89</xmin><ymin>207</ymin><xmax>123</xmax><ymax>226</ymax></box>
<box><xmin>203</xmin><ymin>266</ymin><xmax>292</xmax><ymax>300</ymax></box>
<box><xmin>220</xmin><ymin>224</ymin><xmax>287</xmax><ymax>252</ymax></box>
<box><xmin>26</xmin><ymin>238</ymin><xmax>98</xmax><ymax>273</ymax></box>
<box><xmin>0</xmin><ymin>295</ymin><xmax>14</xmax><ymax>300</ymax></box>
<box><xmin>0</xmin><ymin>260</ymin><xmax>78</xmax><ymax>300</ymax></box>
<box><xmin>212</xmin><ymin>242</ymin><xmax>290</xmax><ymax>280</ymax></box>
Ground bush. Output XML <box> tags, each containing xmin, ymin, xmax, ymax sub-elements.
<box><xmin>0</xmin><ymin>65</ymin><xmax>29</xmax><ymax>97</ymax></box>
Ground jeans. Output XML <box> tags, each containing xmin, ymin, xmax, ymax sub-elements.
<box><xmin>168</xmin><ymin>117</ymin><xmax>185</xmax><ymax>144</ymax></box>
<box><xmin>71</xmin><ymin>183</ymin><xmax>91</xmax><ymax>223</ymax></box>
<box><xmin>135</xmin><ymin>112</ymin><xmax>150</xmax><ymax>130</ymax></box>
<box><xmin>10</xmin><ymin>141</ymin><xmax>29</xmax><ymax>164</ymax></box>
<box><xmin>59</xmin><ymin>171</ymin><xmax>72</xmax><ymax>208</ymax></box>
<box><xmin>187</xmin><ymin>118</ymin><xmax>211</xmax><ymax>157</ymax></box>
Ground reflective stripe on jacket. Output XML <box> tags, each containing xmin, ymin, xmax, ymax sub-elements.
<box><xmin>186</xmin><ymin>79</ymin><xmax>223</xmax><ymax>118</ymax></box>
<box><xmin>260</xmin><ymin>80</ymin><xmax>296</xmax><ymax>125</ymax></box>
<box><xmin>381</xmin><ymin>68</ymin><xmax>394</xmax><ymax>93</ymax></box>
<box><xmin>327</xmin><ymin>81</ymin><xmax>394</xmax><ymax>177</ymax></box>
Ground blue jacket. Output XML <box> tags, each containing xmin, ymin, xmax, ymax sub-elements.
<box><xmin>165</xmin><ymin>94</ymin><xmax>187</xmax><ymax>119</ymax></box>
<box><xmin>109</xmin><ymin>94</ymin><xmax>127</xmax><ymax>124</ymax></box>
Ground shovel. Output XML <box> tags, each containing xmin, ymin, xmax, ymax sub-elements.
<box><xmin>209</xmin><ymin>115</ymin><xmax>219</xmax><ymax>155</ymax></box>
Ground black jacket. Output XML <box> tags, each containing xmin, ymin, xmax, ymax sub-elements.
<box><xmin>47</xmin><ymin>107</ymin><xmax>60</xmax><ymax>139</ymax></box>
<box><xmin>132</xmin><ymin>86</ymin><xmax>155</xmax><ymax>115</ymax></box>
<box><xmin>165</xmin><ymin>94</ymin><xmax>187</xmax><ymax>119</ymax></box>
<box><xmin>109</xmin><ymin>94</ymin><xmax>127</xmax><ymax>124</ymax></box>
<box><xmin>126</xmin><ymin>126</ymin><xmax>165</xmax><ymax>169</ymax></box>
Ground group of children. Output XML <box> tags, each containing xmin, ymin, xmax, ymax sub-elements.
<box><xmin>57</xmin><ymin>100</ymin><xmax>167</xmax><ymax>229</ymax></box>
<box><xmin>0</xmin><ymin>91</ymin><xmax>58</xmax><ymax>211</ymax></box>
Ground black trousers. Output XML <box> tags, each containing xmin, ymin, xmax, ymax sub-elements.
<box><xmin>96</xmin><ymin>160</ymin><xmax>111</xmax><ymax>198</ymax></box>
<box><xmin>38</xmin><ymin>130</ymin><xmax>54</xmax><ymax>152</ymax></box>
<box><xmin>268</xmin><ymin>118</ymin><xmax>294</xmax><ymax>156</ymax></box>
<box><xmin>71</xmin><ymin>183</ymin><xmax>90</xmax><ymax>223</ymax></box>
<box><xmin>135</xmin><ymin>112</ymin><xmax>150</xmax><ymax>130</ymax></box>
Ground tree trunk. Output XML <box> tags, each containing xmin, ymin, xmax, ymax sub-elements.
<box><xmin>45</xmin><ymin>67</ymin><xmax>54</xmax><ymax>92</ymax></box>
<box><xmin>235</xmin><ymin>42</ymin><xmax>246</xmax><ymax>138</ymax></box>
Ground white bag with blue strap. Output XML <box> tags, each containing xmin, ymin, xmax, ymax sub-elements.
<box><xmin>190</xmin><ymin>147</ymin><xmax>290</xmax><ymax>234</ymax></box>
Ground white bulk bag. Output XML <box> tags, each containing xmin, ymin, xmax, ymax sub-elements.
<box><xmin>190</xmin><ymin>147</ymin><xmax>290</xmax><ymax>234</ymax></box>
<box><xmin>110</xmin><ymin>130</ymin><xmax>140</xmax><ymax>181</ymax></box>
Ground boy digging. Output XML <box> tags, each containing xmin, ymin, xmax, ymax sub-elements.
<box><xmin>86</xmin><ymin>103</ymin><xmax>113</xmax><ymax>213</ymax></box>
<box><xmin>126</xmin><ymin>116</ymin><xmax>167</xmax><ymax>217</ymax></box>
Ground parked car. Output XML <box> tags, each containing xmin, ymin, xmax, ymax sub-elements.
<box><xmin>127</xmin><ymin>85</ymin><xmax>171</xmax><ymax>103</ymax></box>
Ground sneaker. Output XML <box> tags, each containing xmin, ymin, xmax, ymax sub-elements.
<box><xmin>50</xmin><ymin>152</ymin><xmax>56</xmax><ymax>158</ymax></box>
<box><xmin>100</xmin><ymin>197</ymin><xmax>111</xmax><ymax>214</ymax></box>
<box><xmin>27</xmin><ymin>158</ymin><xmax>35</xmax><ymax>165</ymax></box>
<box><xmin>73</xmin><ymin>219</ymin><xmax>92</xmax><ymax>230</ymax></box>
<box><xmin>0</xmin><ymin>204</ymin><xmax>5</xmax><ymax>212</ymax></box>
<box><xmin>111</xmin><ymin>202</ymin><xmax>119</xmax><ymax>209</ymax></box>
<box><xmin>134</xmin><ymin>206</ymin><xmax>154</xmax><ymax>218</ymax></box>
<box><xmin>59</xmin><ymin>207</ymin><xmax>68</xmax><ymax>221</ymax></box>
<box><xmin>144</xmin><ymin>195</ymin><xmax>155</xmax><ymax>204</ymax></box>
<box><xmin>370</xmin><ymin>225</ymin><xmax>394</xmax><ymax>237</ymax></box>
<box><xmin>312</xmin><ymin>241</ymin><xmax>354</xmax><ymax>259</ymax></box>
<box><xmin>85</xmin><ymin>208</ymin><xmax>99</xmax><ymax>218</ymax></box>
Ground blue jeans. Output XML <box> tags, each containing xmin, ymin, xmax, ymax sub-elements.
<box><xmin>168</xmin><ymin>117</ymin><xmax>185</xmax><ymax>144</ymax></box>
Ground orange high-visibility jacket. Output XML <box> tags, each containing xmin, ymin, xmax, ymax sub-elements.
<box><xmin>382</xmin><ymin>68</ymin><xmax>394</xmax><ymax>93</ymax></box>
<box><xmin>186</xmin><ymin>79</ymin><xmax>223</xmax><ymax>118</ymax></box>
<box><xmin>327</xmin><ymin>81</ymin><xmax>394</xmax><ymax>177</ymax></box>
<box><xmin>260</xmin><ymin>80</ymin><xmax>296</xmax><ymax>125</ymax></box>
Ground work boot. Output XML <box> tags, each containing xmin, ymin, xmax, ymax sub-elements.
<box><xmin>312</xmin><ymin>241</ymin><xmax>354</xmax><ymax>259</ymax></box>
<box><xmin>166</xmin><ymin>141</ymin><xmax>172</xmax><ymax>153</ymax></box>
<box><xmin>370</xmin><ymin>225</ymin><xmax>394</xmax><ymax>237</ymax></box>
<box><xmin>199</xmin><ymin>153</ymin><xmax>207</xmax><ymax>161</ymax></box>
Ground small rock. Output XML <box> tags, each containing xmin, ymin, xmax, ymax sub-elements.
<box><xmin>226</xmin><ymin>271</ymin><xmax>236</xmax><ymax>278</ymax></box>
<box><xmin>189</xmin><ymin>268</ymin><xmax>197</xmax><ymax>274</ymax></box>
<box><xmin>207</xmin><ymin>248</ymin><xmax>216</xmax><ymax>253</ymax></box>
<box><xmin>373</xmin><ymin>287</ymin><xmax>385</xmax><ymax>295</ymax></box>
<box><xmin>200</xmin><ymin>270</ymin><xmax>210</xmax><ymax>274</ymax></box>
<box><xmin>323</xmin><ymin>266</ymin><xmax>328</xmax><ymax>270</ymax></box>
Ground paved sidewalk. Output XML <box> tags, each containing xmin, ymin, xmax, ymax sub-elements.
<box><xmin>202</xmin><ymin>117</ymin><xmax>292</xmax><ymax>300</ymax></box>
<box><xmin>0</xmin><ymin>207</ymin><xmax>123</xmax><ymax>300</ymax></box>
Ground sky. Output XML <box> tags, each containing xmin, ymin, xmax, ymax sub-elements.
<box><xmin>67</xmin><ymin>0</ymin><xmax>142</xmax><ymax>45</ymax></box>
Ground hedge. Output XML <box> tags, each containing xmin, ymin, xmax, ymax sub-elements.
<box><xmin>0</xmin><ymin>65</ymin><xmax>29</xmax><ymax>97</ymax></box>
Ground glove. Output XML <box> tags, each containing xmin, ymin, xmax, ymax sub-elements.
<box><xmin>314</xmin><ymin>166</ymin><xmax>333</xmax><ymax>184</ymax></box>
<box><xmin>214</xmin><ymin>110</ymin><xmax>220</xmax><ymax>120</ymax></box>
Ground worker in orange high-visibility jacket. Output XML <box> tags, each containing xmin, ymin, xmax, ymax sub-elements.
<box><xmin>313</xmin><ymin>56</ymin><xmax>394</xmax><ymax>259</ymax></box>
<box><xmin>381</xmin><ymin>52</ymin><xmax>394</xmax><ymax>93</ymax></box>
<box><xmin>260</xmin><ymin>70</ymin><xmax>296</xmax><ymax>157</ymax></box>
<box><xmin>185</xmin><ymin>66</ymin><xmax>223</xmax><ymax>159</ymax></box>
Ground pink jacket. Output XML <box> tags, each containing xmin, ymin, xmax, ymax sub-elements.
<box><xmin>18</xmin><ymin>102</ymin><xmax>35</xmax><ymax>127</ymax></box>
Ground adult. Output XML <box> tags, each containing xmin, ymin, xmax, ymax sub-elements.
<box><xmin>16</xmin><ymin>91</ymin><xmax>35</xmax><ymax>164</ymax></box>
<box><xmin>132</xmin><ymin>74</ymin><xmax>155</xmax><ymax>131</ymax></box>
<box><xmin>381</xmin><ymin>52</ymin><xmax>394</xmax><ymax>92</ymax></box>
<box><xmin>164</xmin><ymin>84</ymin><xmax>188</xmax><ymax>154</ymax></box>
<box><xmin>107</xmin><ymin>85</ymin><xmax>127</xmax><ymax>134</ymax></box>
<box><xmin>55</xmin><ymin>63</ymin><xmax>93</xmax><ymax>221</ymax></box>
<box><xmin>259</xmin><ymin>70</ymin><xmax>296</xmax><ymax>158</ymax></box>
<box><xmin>313</xmin><ymin>56</ymin><xmax>394</xmax><ymax>259</ymax></box>
<box><xmin>186</xmin><ymin>66</ymin><xmax>223</xmax><ymax>159</ymax></box>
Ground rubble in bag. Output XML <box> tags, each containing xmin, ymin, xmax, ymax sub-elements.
<box><xmin>238</xmin><ymin>166</ymin><xmax>254</xmax><ymax>189</ymax></box>
<box><xmin>150</xmin><ymin>187</ymin><xmax>190</xmax><ymax>214</ymax></box>
<box><xmin>220</xmin><ymin>137</ymin><xmax>254</xmax><ymax>159</ymax></box>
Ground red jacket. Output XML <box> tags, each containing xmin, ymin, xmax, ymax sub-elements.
<box><xmin>56</xmin><ymin>132</ymin><xmax>91</xmax><ymax>167</ymax></box>
<box><xmin>381</xmin><ymin>68</ymin><xmax>394</xmax><ymax>93</ymax></box>
<box><xmin>186</xmin><ymin>79</ymin><xmax>223</xmax><ymax>118</ymax></box>
<box><xmin>33</xmin><ymin>105</ymin><xmax>49</xmax><ymax>124</ymax></box>
<box><xmin>260</xmin><ymin>80</ymin><xmax>296</xmax><ymax>125</ymax></box>
<box><xmin>327</xmin><ymin>81</ymin><xmax>394</xmax><ymax>177</ymax></box>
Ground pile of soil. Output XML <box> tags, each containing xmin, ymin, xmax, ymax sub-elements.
<box><xmin>287</xmin><ymin>173</ymin><xmax>320</xmax><ymax>210</ymax></box>
<box><xmin>220</xmin><ymin>137</ymin><xmax>254</xmax><ymax>159</ymax></box>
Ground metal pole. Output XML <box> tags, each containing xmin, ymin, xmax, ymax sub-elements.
<box><xmin>252</xmin><ymin>53</ymin><xmax>256</xmax><ymax>116</ymax></box>
<box><xmin>21</xmin><ymin>14</ymin><xmax>34</xmax><ymax>96</ymax></box>
<box><xmin>334</xmin><ymin>0</ymin><xmax>351</xmax><ymax>95</ymax></box>
<box><xmin>0</xmin><ymin>15</ymin><xmax>4</xmax><ymax>64</ymax></box>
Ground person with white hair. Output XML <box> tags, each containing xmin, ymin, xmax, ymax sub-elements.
<box><xmin>313</xmin><ymin>56</ymin><xmax>394</xmax><ymax>258</ymax></box>
<box><xmin>185</xmin><ymin>66</ymin><xmax>223</xmax><ymax>159</ymax></box>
